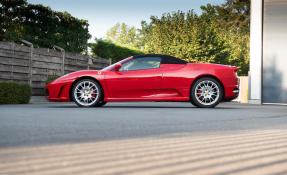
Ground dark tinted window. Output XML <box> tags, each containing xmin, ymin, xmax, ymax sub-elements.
<box><xmin>119</xmin><ymin>57</ymin><xmax>161</xmax><ymax>71</ymax></box>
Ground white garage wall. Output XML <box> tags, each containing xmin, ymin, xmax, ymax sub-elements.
<box><xmin>263</xmin><ymin>0</ymin><xmax>287</xmax><ymax>103</ymax></box>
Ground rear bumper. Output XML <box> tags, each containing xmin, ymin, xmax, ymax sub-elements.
<box><xmin>224</xmin><ymin>89</ymin><xmax>239</xmax><ymax>102</ymax></box>
<box><xmin>45</xmin><ymin>81</ymin><xmax>72</xmax><ymax>102</ymax></box>
<box><xmin>223</xmin><ymin>76</ymin><xmax>240</xmax><ymax>101</ymax></box>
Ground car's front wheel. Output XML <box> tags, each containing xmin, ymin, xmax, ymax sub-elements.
<box><xmin>191</xmin><ymin>77</ymin><xmax>223</xmax><ymax>108</ymax></box>
<box><xmin>95</xmin><ymin>101</ymin><xmax>107</xmax><ymax>107</ymax></box>
<box><xmin>72</xmin><ymin>79</ymin><xmax>103</xmax><ymax>107</ymax></box>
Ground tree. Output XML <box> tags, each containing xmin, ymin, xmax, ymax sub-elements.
<box><xmin>135</xmin><ymin>1</ymin><xmax>250</xmax><ymax>75</ymax></box>
<box><xmin>106</xmin><ymin>22</ymin><xmax>138</xmax><ymax>48</ymax></box>
<box><xmin>99</xmin><ymin>0</ymin><xmax>250</xmax><ymax>75</ymax></box>
<box><xmin>0</xmin><ymin>0</ymin><xmax>91</xmax><ymax>53</ymax></box>
<box><xmin>201</xmin><ymin>1</ymin><xmax>250</xmax><ymax>75</ymax></box>
<box><xmin>138</xmin><ymin>10</ymin><xmax>230</xmax><ymax>65</ymax></box>
<box><xmin>214</xmin><ymin>0</ymin><xmax>250</xmax><ymax>33</ymax></box>
<box><xmin>0</xmin><ymin>0</ymin><xmax>26</xmax><ymax>41</ymax></box>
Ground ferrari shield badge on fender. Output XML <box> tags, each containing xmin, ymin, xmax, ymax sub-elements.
<box><xmin>98</xmin><ymin>71</ymin><xmax>102</xmax><ymax>75</ymax></box>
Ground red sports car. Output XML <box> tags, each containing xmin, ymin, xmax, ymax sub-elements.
<box><xmin>45</xmin><ymin>54</ymin><xmax>239</xmax><ymax>108</ymax></box>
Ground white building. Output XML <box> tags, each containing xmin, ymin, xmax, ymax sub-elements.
<box><xmin>249</xmin><ymin>0</ymin><xmax>287</xmax><ymax>104</ymax></box>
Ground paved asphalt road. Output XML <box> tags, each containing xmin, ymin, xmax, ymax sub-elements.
<box><xmin>1</xmin><ymin>102</ymin><xmax>287</xmax><ymax>175</ymax></box>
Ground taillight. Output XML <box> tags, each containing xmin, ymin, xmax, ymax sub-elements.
<box><xmin>232</xmin><ymin>66</ymin><xmax>239</xmax><ymax>85</ymax></box>
<box><xmin>232</xmin><ymin>67</ymin><xmax>238</xmax><ymax>77</ymax></box>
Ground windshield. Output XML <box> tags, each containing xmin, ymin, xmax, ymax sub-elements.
<box><xmin>101</xmin><ymin>57</ymin><xmax>132</xmax><ymax>71</ymax></box>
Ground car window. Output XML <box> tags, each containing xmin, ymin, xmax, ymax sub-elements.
<box><xmin>101</xmin><ymin>57</ymin><xmax>131</xmax><ymax>71</ymax></box>
<box><xmin>119</xmin><ymin>57</ymin><xmax>161</xmax><ymax>71</ymax></box>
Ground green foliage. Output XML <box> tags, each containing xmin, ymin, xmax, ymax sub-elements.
<box><xmin>90</xmin><ymin>39</ymin><xmax>143</xmax><ymax>63</ymax></box>
<box><xmin>0</xmin><ymin>0</ymin><xmax>91</xmax><ymax>53</ymax></box>
<box><xmin>221</xmin><ymin>28</ymin><xmax>250</xmax><ymax>75</ymax></box>
<box><xmin>106</xmin><ymin>23</ymin><xmax>139</xmax><ymax>48</ymax></box>
<box><xmin>140</xmin><ymin>10</ymin><xmax>230</xmax><ymax>63</ymax></box>
<box><xmin>46</xmin><ymin>74</ymin><xmax>59</xmax><ymax>85</ymax></box>
<box><xmin>214</xmin><ymin>0</ymin><xmax>250</xmax><ymax>34</ymax></box>
<box><xmin>102</xmin><ymin>0</ymin><xmax>250</xmax><ymax>75</ymax></box>
<box><xmin>0</xmin><ymin>82</ymin><xmax>31</xmax><ymax>104</ymax></box>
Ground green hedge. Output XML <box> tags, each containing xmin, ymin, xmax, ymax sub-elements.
<box><xmin>0</xmin><ymin>82</ymin><xmax>31</xmax><ymax>104</ymax></box>
<box><xmin>90</xmin><ymin>40</ymin><xmax>144</xmax><ymax>63</ymax></box>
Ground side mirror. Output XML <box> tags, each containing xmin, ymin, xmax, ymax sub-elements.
<box><xmin>114</xmin><ymin>63</ymin><xmax>122</xmax><ymax>71</ymax></box>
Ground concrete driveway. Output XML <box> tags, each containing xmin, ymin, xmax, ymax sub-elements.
<box><xmin>1</xmin><ymin>102</ymin><xmax>287</xmax><ymax>175</ymax></box>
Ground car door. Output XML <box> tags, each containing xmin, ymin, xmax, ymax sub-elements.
<box><xmin>104</xmin><ymin>57</ymin><xmax>162</xmax><ymax>99</ymax></box>
<box><xmin>160</xmin><ymin>63</ymin><xmax>189</xmax><ymax>99</ymax></box>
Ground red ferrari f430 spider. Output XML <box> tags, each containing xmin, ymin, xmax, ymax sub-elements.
<box><xmin>45</xmin><ymin>54</ymin><xmax>239</xmax><ymax>108</ymax></box>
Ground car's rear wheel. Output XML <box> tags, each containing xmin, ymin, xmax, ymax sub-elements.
<box><xmin>72</xmin><ymin>79</ymin><xmax>103</xmax><ymax>107</ymax></box>
<box><xmin>190</xmin><ymin>99</ymin><xmax>198</xmax><ymax>107</ymax></box>
<box><xmin>191</xmin><ymin>77</ymin><xmax>223</xmax><ymax>108</ymax></box>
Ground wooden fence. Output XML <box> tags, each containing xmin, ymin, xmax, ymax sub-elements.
<box><xmin>0</xmin><ymin>41</ymin><xmax>111</xmax><ymax>95</ymax></box>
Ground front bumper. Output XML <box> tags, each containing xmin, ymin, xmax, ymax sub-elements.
<box><xmin>45</xmin><ymin>81</ymin><xmax>72</xmax><ymax>102</ymax></box>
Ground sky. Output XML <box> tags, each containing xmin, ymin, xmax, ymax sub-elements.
<box><xmin>27</xmin><ymin>0</ymin><xmax>225</xmax><ymax>41</ymax></box>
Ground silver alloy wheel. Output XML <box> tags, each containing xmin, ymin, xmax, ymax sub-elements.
<box><xmin>194</xmin><ymin>80</ymin><xmax>220</xmax><ymax>106</ymax></box>
<box><xmin>73</xmin><ymin>80</ymin><xmax>99</xmax><ymax>106</ymax></box>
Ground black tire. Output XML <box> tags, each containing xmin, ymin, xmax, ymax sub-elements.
<box><xmin>71</xmin><ymin>79</ymin><xmax>103</xmax><ymax>107</ymax></box>
<box><xmin>191</xmin><ymin>77</ymin><xmax>223</xmax><ymax>108</ymax></box>
<box><xmin>190</xmin><ymin>99</ymin><xmax>198</xmax><ymax>107</ymax></box>
<box><xmin>95</xmin><ymin>101</ymin><xmax>107</xmax><ymax>107</ymax></box>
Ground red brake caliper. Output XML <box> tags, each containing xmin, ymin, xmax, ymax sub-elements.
<box><xmin>197</xmin><ymin>90</ymin><xmax>203</xmax><ymax>100</ymax></box>
<box><xmin>92</xmin><ymin>89</ymin><xmax>95</xmax><ymax>98</ymax></box>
